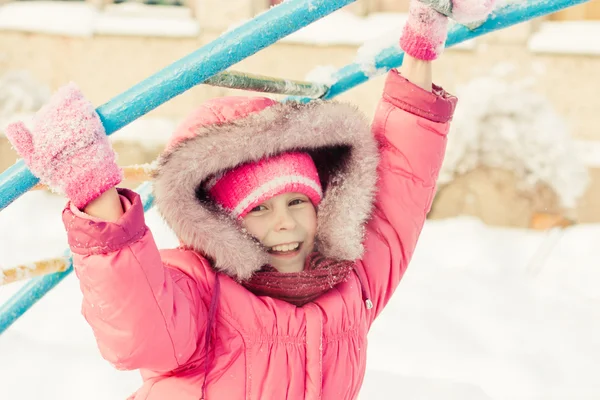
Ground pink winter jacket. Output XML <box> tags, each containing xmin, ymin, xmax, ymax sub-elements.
<box><xmin>62</xmin><ymin>69</ymin><xmax>457</xmax><ymax>400</ymax></box>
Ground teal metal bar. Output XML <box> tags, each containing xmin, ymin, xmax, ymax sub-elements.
<box><xmin>205</xmin><ymin>70</ymin><xmax>328</xmax><ymax>98</ymax></box>
<box><xmin>0</xmin><ymin>0</ymin><xmax>356</xmax><ymax>212</ymax></box>
<box><xmin>0</xmin><ymin>255</ymin><xmax>72</xmax><ymax>330</ymax></box>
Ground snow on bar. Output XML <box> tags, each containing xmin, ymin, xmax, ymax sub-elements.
<box><xmin>0</xmin><ymin>257</ymin><xmax>70</xmax><ymax>286</ymax></box>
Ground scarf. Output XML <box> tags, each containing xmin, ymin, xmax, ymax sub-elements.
<box><xmin>241</xmin><ymin>252</ymin><xmax>355</xmax><ymax>306</ymax></box>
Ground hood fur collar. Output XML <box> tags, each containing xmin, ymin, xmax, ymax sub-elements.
<box><xmin>153</xmin><ymin>100</ymin><xmax>380</xmax><ymax>281</ymax></box>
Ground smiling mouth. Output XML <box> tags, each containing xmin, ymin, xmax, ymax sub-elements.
<box><xmin>267</xmin><ymin>242</ymin><xmax>303</xmax><ymax>255</ymax></box>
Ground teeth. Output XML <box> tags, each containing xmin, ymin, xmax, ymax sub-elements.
<box><xmin>271</xmin><ymin>242</ymin><xmax>300</xmax><ymax>252</ymax></box>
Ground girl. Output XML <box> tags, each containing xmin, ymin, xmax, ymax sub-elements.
<box><xmin>6</xmin><ymin>1</ymin><xmax>494</xmax><ymax>398</ymax></box>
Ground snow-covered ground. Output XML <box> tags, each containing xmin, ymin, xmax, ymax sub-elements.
<box><xmin>1</xmin><ymin>190</ymin><xmax>599</xmax><ymax>399</ymax></box>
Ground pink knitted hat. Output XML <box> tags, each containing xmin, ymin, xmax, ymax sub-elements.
<box><xmin>206</xmin><ymin>152</ymin><xmax>322</xmax><ymax>219</ymax></box>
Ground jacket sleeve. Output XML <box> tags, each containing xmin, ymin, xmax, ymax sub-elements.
<box><xmin>357</xmin><ymin>69</ymin><xmax>458</xmax><ymax>321</ymax></box>
<box><xmin>62</xmin><ymin>188</ymin><xmax>206</xmax><ymax>372</ymax></box>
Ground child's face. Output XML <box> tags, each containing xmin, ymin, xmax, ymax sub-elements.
<box><xmin>242</xmin><ymin>192</ymin><xmax>317</xmax><ymax>273</ymax></box>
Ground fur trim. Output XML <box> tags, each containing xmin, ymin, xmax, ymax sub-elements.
<box><xmin>153</xmin><ymin>101</ymin><xmax>380</xmax><ymax>281</ymax></box>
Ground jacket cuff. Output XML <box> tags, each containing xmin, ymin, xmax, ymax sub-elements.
<box><xmin>62</xmin><ymin>188</ymin><xmax>147</xmax><ymax>255</ymax></box>
<box><xmin>383</xmin><ymin>68</ymin><xmax>458</xmax><ymax>123</ymax></box>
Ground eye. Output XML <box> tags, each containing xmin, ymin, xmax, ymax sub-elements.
<box><xmin>289</xmin><ymin>198</ymin><xmax>307</xmax><ymax>207</ymax></box>
<box><xmin>249</xmin><ymin>204</ymin><xmax>267</xmax><ymax>213</ymax></box>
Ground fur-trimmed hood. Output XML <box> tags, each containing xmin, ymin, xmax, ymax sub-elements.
<box><xmin>153</xmin><ymin>99</ymin><xmax>380</xmax><ymax>281</ymax></box>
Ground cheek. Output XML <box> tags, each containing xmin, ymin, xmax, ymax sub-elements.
<box><xmin>242</xmin><ymin>217</ymin><xmax>267</xmax><ymax>241</ymax></box>
<box><xmin>303</xmin><ymin>208</ymin><xmax>318</xmax><ymax>240</ymax></box>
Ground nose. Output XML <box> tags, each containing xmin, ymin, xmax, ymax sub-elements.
<box><xmin>273</xmin><ymin>208</ymin><xmax>296</xmax><ymax>231</ymax></box>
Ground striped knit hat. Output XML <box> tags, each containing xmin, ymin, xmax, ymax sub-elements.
<box><xmin>205</xmin><ymin>151</ymin><xmax>323</xmax><ymax>219</ymax></box>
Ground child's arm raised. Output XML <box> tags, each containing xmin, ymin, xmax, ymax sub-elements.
<box><xmin>6</xmin><ymin>85</ymin><xmax>206</xmax><ymax>372</ymax></box>
<box><xmin>399</xmin><ymin>54</ymin><xmax>432</xmax><ymax>92</ymax></box>
<box><xmin>63</xmin><ymin>187</ymin><xmax>205</xmax><ymax>372</ymax></box>
<box><xmin>356</xmin><ymin>0</ymin><xmax>494</xmax><ymax>322</ymax></box>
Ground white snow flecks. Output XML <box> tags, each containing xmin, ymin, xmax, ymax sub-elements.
<box><xmin>305</xmin><ymin>65</ymin><xmax>339</xmax><ymax>86</ymax></box>
<box><xmin>440</xmin><ymin>70</ymin><xmax>590</xmax><ymax>209</ymax></box>
<box><xmin>0</xmin><ymin>71</ymin><xmax>50</xmax><ymax>134</ymax></box>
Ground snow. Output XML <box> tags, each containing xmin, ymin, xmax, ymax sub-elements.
<box><xmin>108</xmin><ymin>117</ymin><xmax>176</xmax><ymax>149</ymax></box>
<box><xmin>439</xmin><ymin>66</ymin><xmax>590</xmax><ymax>209</ymax></box>
<box><xmin>0</xmin><ymin>1</ymin><xmax>97</xmax><ymax>37</ymax></box>
<box><xmin>1</xmin><ymin>190</ymin><xmax>600</xmax><ymax>399</ymax></box>
<box><xmin>352</xmin><ymin>25</ymin><xmax>402</xmax><ymax>78</ymax></box>
<box><xmin>529</xmin><ymin>21</ymin><xmax>600</xmax><ymax>56</ymax></box>
<box><xmin>305</xmin><ymin>65</ymin><xmax>339</xmax><ymax>86</ymax></box>
<box><xmin>0</xmin><ymin>71</ymin><xmax>50</xmax><ymax>132</ymax></box>
<box><xmin>95</xmin><ymin>3</ymin><xmax>200</xmax><ymax>38</ymax></box>
<box><xmin>574</xmin><ymin>140</ymin><xmax>600</xmax><ymax>168</ymax></box>
<box><xmin>0</xmin><ymin>1</ymin><xmax>199</xmax><ymax>38</ymax></box>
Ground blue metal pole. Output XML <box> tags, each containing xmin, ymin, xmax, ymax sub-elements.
<box><xmin>0</xmin><ymin>183</ymin><xmax>155</xmax><ymax>335</ymax></box>
<box><xmin>310</xmin><ymin>0</ymin><xmax>589</xmax><ymax>100</ymax></box>
<box><xmin>0</xmin><ymin>160</ymin><xmax>38</xmax><ymax>214</ymax></box>
<box><xmin>0</xmin><ymin>256</ymin><xmax>73</xmax><ymax>333</ymax></box>
<box><xmin>0</xmin><ymin>0</ymin><xmax>356</xmax><ymax>212</ymax></box>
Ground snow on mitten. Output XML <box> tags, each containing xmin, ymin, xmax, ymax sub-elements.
<box><xmin>444</xmin><ymin>0</ymin><xmax>496</xmax><ymax>25</ymax></box>
<box><xmin>400</xmin><ymin>0</ymin><xmax>496</xmax><ymax>61</ymax></box>
<box><xmin>6</xmin><ymin>83</ymin><xmax>122</xmax><ymax>209</ymax></box>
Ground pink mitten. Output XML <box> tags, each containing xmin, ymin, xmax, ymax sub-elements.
<box><xmin>400</xmin><ymin>0</ymin><xmax>496</xmax><ymax>61</ymax></box>
<box><xmin>6</xmin><ymin>83</ymin><xmax>122</xmax><ymax>209</ymax></box>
